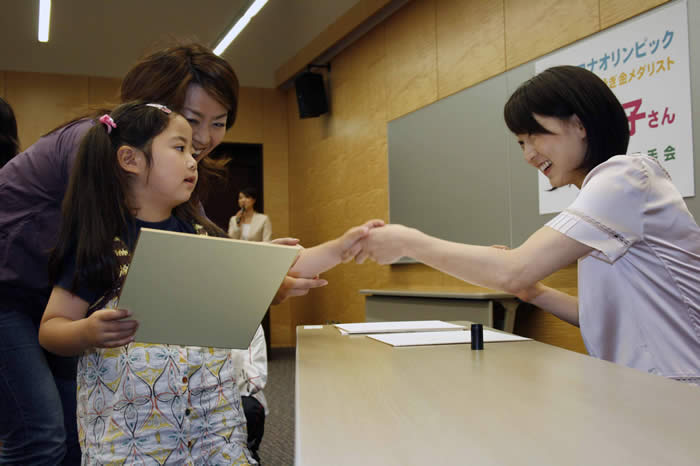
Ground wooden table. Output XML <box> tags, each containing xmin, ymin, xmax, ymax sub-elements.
<box><xmin>295</xmin><ymin>323</ymin><xmax>700</xmax><ymax>466</ymax></box>
<box><xmin>360</xmin><ymin>289</ymin><xmax>520</xmax><ymax>332</ymax></box>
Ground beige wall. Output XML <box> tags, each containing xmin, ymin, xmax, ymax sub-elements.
<box><xmin>284</xmin><ymin>0</ymin><xmax>669</xmax><ymax>352</ymax></box>
<box><xmin>2</xmin><ymin>72</ymin><xmax>121</xmax><ymax>152</ymax></box>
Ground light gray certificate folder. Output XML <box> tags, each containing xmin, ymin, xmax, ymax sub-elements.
<box><xmin>119</xmin><ymin>228</ymin><xmax>300</xmax><ymax>349</ymax></box>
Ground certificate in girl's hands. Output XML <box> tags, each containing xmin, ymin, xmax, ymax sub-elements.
<box><xmin>119</xmin><ymin>228</ymin><xmax>300</xmax><ymax>349</ymax></box>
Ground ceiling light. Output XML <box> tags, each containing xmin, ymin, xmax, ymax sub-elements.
<box><xmin>213</xmin><ymin>0</ymin><xmax>269</xmax><ymax>56</ymax></box>
<box><xmin>38</xmin><ymin>0</ymin><xmax>51</xmax><ymax>42</ymax></box>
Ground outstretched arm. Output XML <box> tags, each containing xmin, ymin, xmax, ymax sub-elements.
<box><xmin>39</xmin><ymin>286</ymin><xmax>139</xmax><ymax>356</ymax></box>
<box><xmin>289</xmin><ymin>219</ymin><xmax>384</xmax><ymax>278</ymax></box>
<box><xmin>359</xmin><ymin>223</ymin><xmax>590</xmax><ymax>301</ymax></box>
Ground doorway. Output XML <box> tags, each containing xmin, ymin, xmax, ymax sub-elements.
<box><xmin>202</xmin><ymin>142</ymin><xmax>263</xmax><ymax>232</ymax></box>
<box><xmin>200</xmin><ymin>142</ymin><xmax>271</xmax><ymax>354</ymax></box>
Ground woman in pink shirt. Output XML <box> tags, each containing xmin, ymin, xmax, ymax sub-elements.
<box><xmin>361</xmin><ymin>65</ymin><xmax>700</xmax><ymax>384</ymax></box>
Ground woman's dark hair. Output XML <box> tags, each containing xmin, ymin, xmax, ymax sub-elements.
<box><xmin>121</xmin><ymin>43</ymin><xmax>239</xmax><ymax>129</ymax></box>
<box><xmin>0</xmin><ymin>97</ymin><xmax>20</xmax><ymax>168</ymax></box>
<box><xmin>49</xmin><ymin>101</ymin><xmax>226</xmax><ymax>293</ymax></box>
<box><xmin>240</xmin><ymin>186</ymin><xmax>258</xmax><ymax>200</ymax></box>
<box><xmin>504</xmin><ymin>65</ymin><xmax>630</xmax><ymax>172</ymax></box>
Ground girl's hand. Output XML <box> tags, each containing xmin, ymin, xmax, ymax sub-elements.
<box><xmin>85</xmin><ymin>308</ymin><xmax>139</xmax><ymax>348</ymax></box>
<box><xmin>271</xmin><ymin>275</ymin><xmax>328</xmax><ymax>304</ymax></box>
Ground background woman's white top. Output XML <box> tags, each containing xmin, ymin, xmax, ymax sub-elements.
<box><xmin>228</xmin><ymin>212</ymin><xmax>272</xmax><ymax>242</ymax></box>
<box><xmin>546</xmin><ymin>155</ymin><xmax>700</xmax><ymax>383</ymax></box>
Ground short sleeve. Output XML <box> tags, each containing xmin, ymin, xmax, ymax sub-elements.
<box><xmin>54</xmin><ymin>251</ymin><xmax>101</xmax><ymax>305</ymax></box>
<box><xmin>546</xmin><ymin>156</ymin><xmax>649</xmax><ymax>262</ymax></box>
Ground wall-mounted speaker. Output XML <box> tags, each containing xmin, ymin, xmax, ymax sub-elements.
<box><xmin>295</xmin><ymin>71</ymin><xmax>328</xmax><ymax>119</ymax></box>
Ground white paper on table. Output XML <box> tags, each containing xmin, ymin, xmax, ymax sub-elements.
<box><xmin>368</xmin><ymin>330</ymin><xmax>531</xmax><ymax>347</ymax></box>
<box><xmin>334</xmin><ymin>320</ymin><xmax>465</xmax><ymax>335</ymax></box>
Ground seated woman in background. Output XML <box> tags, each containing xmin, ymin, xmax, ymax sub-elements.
<box><xmin>0</xmin><ymin>96</ymin><xmax>20</xmax><ymax>168</ymax></box>
<box><xmin>360</xmin><ymin>65</ymin><xmax>700</xmax><ymax>385</ymax></box>
<box><xmin>228</xmin><ymin>186</ymin><xmax>271</xmax><ymax>241</ymax></box>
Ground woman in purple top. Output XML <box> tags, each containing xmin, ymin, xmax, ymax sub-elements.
<box><xmin>0</xmin><ymin>96</ymin><xmax>19</xmax><ymax>168</ymax></box>
<box><xmin>360</xmin><ymin>66</ymin><xmax>700</xmax><ymax>384</ymax></box>
<box><xmin>0</xmin><ymin>44</ymin><xmax>333</xmax><ymax>465</ymax></box>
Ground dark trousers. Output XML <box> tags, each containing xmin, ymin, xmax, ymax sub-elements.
<box><xmin>0</xmin><ymin>306</ymin><xmax>80</xmax><ymax>465</ymax></box>
<box><xmin>242</xmin><ymin>395</ymin><xmax>266</xmax><ymax>463</ymax></box>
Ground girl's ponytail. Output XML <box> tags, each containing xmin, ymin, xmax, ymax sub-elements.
<box><xmin>50</xmin><ymin>102</ymin><xmax>172</xmax><ymax>292</ymax></box>
<box><xmin>50</xmin><ymin>115</ymin><xmax>131</xmax><ymax>292</ymax></box>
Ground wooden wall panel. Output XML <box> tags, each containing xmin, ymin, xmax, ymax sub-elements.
<box><xmin>504</xmin><ymin>0</ymin><xmax>600</xmax><ymax>69</ymax></box>
<box><xmin>384</xmin><ymin>0</ymin><xmax>438</xmax><ymax>120</ymax></box>
<box><xmin>261</xmin><ymin>89</ymin><xmax>293</xmax><ymax>346</ymax></box>
<box><xmin>436</xmin><ymin>0</ymin><xmax>506</xmax><ymax>99</ymax></box>
<box><xmin>288</xmin><ymin>23</ymin><xmax>391</xmax><ymax>329</ymax></box>
<box><xmin>88</xmin><ymin>77</ymin><xmax>122</xmax><ymax>109</ymax></box>
<box><xmin>224</xmin><ymin>87</ymin><xmax>264</xmax><ymax>144</ymax></box>
<box><xmin>5</xmin><ymin>72</ymin><xmax>89</xmax><ymax>151</ymax></box>
<box><xmin>600</xmin><ymin>0</ymin><xmax>670</xmax><ymax>29</ymax></box>
<box><xmin>275</xmin><ymin>0</ymin><xmax>393</xmax><ymax>86</ymax></box>
<box><xmin>0</xmin><ymin>72</ymin><xmax>5</xmax><ymax>98</ymax></box>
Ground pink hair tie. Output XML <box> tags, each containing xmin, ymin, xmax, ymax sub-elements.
<box><xmin>99</xmin><ymin>114</ymin><xmax>117</xmax><ymax>134</ymax></box>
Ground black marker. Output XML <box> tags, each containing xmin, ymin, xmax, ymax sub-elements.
<box><xmin>471</xmin><ymin>323</ymin><xmax>483</xmax><ymax>350</ymax></box>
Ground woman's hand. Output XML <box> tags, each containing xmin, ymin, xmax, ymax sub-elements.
<box><xmin>84</xmin><ymin>308</ymin><xmax>139</xmax><ymax>349</ymax></box>
<box><xmin>356</xmin><ymin>223</ymin><xmax>416</xmax><ymax>264</ymax></box>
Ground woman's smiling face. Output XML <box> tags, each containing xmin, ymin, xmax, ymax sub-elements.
<box><xmin>180</xmin><ymin>84</ymin><xmax>229</xmax><ymax>162</ymax></box>
<box><xmin>516</xmin><ymin>113</ymin><xmax>589</xmax><ymax>189</ymax></box>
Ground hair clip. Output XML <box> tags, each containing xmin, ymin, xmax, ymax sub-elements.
<box><xmin>146</xmin><ymin>103</ymin><xmax>172</xmax><ymax>114</ymax></box>
<box><xmin>99</xmin><ymin>114</ymin><xmax>117</xmax><ymax>134</ymax></box>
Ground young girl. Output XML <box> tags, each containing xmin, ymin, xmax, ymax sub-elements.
<box><xmin>39</xmin><ymin>102</ymin><xmax>380</xmax><ymax>464</ymax></box>
<box><xmin>360</xmin><ymin>65</ymin><xmax>700</xmax><ymax>384</ymax></box>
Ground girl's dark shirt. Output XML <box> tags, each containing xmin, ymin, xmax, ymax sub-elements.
<box><xmin>56</xmin><ymin>215</ymin><xmax>195</xmax><ymax>305</ymax></box>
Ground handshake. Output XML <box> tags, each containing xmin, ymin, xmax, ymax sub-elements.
<box><xmin>270</xmin><ymin>219</ymin><xmax>416</xmax><ymax>304</ymax></box>
<box><xmin>334</xmin><ymin>219</ymin><xmax>413</xmax><ymax>265</ymax></box>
